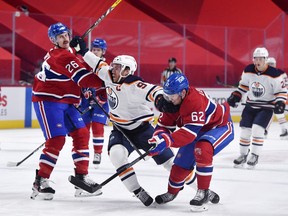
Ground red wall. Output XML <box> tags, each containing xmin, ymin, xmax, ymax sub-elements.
<box><xmin>0</xmin><ymin>0</ymin><xmax>286</xmax><ymax>86</ymax></box>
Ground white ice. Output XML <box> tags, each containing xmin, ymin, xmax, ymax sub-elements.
<box><xmin>0</xmin><ymin>122</ymin><xmax>287</xmax><ymax>216</ymax></box>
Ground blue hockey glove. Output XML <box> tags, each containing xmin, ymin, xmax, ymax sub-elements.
<box><xmin>148</xmin><ymin>133</ymin><xmax>173</xmax><ymax>156</ymax></box>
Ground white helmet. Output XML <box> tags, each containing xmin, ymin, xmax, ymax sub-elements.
<box><xmin>112</xmin><ymin>55</ymin><xmax>137</xmax><ymax>82</ymax></box>
<box><xmin>112</xmin><ymin>55</ymin><xmax>137</xmax><ymax>74</ymax></box>
<box><xmin>253</xmin><ymin>47</ymin><xmax>269</xmax><ymax>59</ymax></box>
<box><xmin>267</xmin><ymin>57</ymin><xmax>276</xmax><ymax>67</ymax></box>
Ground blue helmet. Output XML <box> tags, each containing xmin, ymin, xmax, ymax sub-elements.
<box><xmin>48</xmin><ymin>22</ymin><xmax>70</xmax><ymax>44</ymax></box>
<box><xmin>92</xmin><ymin>38</ymin><xmax>107</xmax><ymax>51</ymax></box>
<box><xmin>163</xmin><ymin>73</ymin><xmax>189</xmax><ymax>95</ymax></box>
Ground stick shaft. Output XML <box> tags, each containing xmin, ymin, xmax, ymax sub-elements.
<box><xmin>81</xmin><ymin>0</ymin><xmax>122</xmax><ymax>38</ymax></box>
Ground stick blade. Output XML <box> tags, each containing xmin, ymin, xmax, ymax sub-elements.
<box><xmin>6</xmin><ymin>161</ymin><xmax>19</xmax><ymax>167</ymax></box>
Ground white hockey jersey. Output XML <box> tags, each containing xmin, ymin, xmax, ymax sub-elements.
<box><xmin>237</xmin><ymin>64</ymin><xmax>287</xmax><ymax>106</ymax></box>
<box><xmin>83</xmin><ymin>51</ymin><xmax>162</xmax><ymax>130</ymax></box>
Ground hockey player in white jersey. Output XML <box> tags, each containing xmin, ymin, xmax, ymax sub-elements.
<box><xmin>227</xmin><ymin>47</ymin><xmax>287</xmax><ymax>169</ymax></box>
<box><xmin>266</xmin><ymin>57</ymin><xmax>288</xmax><ymax>138</ymax></box>
<box><xmin>70</xmin><ymin>36</ymin><xmax>178</xmax><ymax>206</ymax></box>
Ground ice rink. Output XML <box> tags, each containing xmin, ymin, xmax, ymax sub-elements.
<box><xmin>0</xmin><ymin>122</ymin><xmax>287</xmax><ymax>216</ymax></box>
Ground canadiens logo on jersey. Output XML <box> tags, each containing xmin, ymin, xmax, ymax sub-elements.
<box><xmin>251</xmin><ymin>82</ymin><xmax>265</xmax><ymax>97</ymax></box>
<box><xmin>107</xmin><ymin>87</ymin><xmax>118</xmax><ymax>109</ymax></box>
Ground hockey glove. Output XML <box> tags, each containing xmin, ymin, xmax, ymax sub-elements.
<box><xmin>83</xmin><ymin>88</ymin><xmax>93</xmax><ymax>99</ymax></box>
<box><xmin>148</xmin><ymin>133</ymin><xmax>173</xmax><ymax>156</ymax></box>
<box><xmin>227</xmin><ymin>91</ymin><xmax>242</xmax><ymax>107</ymax></box>
<box><xmin>155</xmin><ymin>94</ymin><xmax>180</xmax><ymax>113</ymax></box>
<box><xmin>274</xmin><ymin>101</ymin><xmax>285</xmax><ymax>114</ymax></box>
<box><xmin>95</xmin><ymin>88</ymin><xmax>107</xmax><ymax>105</ymax></box>
<box><xmin>70</xmin><ymin>36</ymin><xmax>88</xmax><ymax>56</ymax></box>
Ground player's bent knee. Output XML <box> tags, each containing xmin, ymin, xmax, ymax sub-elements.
<box><xmin>195</xmin><ymin>141</ymin><xmax>213</xmax><ymax>165</ymax></box>
<box><xmin>109</xmin><ymin>144</ymin><xmax>129</xmax><ymax>168</ymax></box>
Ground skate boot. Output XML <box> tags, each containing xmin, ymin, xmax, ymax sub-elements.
<box><xmin>280</xmin><ymin>129</ymin><xmax>288</xmax><ymax>139</ymax></box>
<box><xmin>155</xmin><ymin>192</ymin><xmax>178</xmax><ymax>204</ymax></box>
<box><xmin>246</xmin><ymin>153</ymin><xmax>259</xmax><ymax>169</ymax></box>
<box><xmin>208</xmin><ymin>189</ymin><xmax>220</xmax><ymax>204</ymax></box>
<box><xmin>93</xmin><ymin>153</ymin><xmax>101</xmax><ymax>165</ymax></box>
<box><xmin>134</xmin><ymin>187</ymin><xmax>153</xmax><ymax>207</ymax></box>
<box><xmin>74</xmin><ymin>172</ymin><xmax>102</xmax><ymax>197</ymax></box>
<box><xmin>233</xmin><ymin>152</ymin><xmax>249</xmax><ymax>168</ymax></box>
<box><xmin>190</xmin><ymin>189</ymin><xmax>209</xmax><ymax>212</ymax></box>
<box><xmin>30</xmin><ymin>169</ymin><xmax>55</xmax><ymax>200</ymax></box>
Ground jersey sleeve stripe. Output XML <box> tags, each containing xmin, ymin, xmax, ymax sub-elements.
<box><xmin>182</xmin><ymin>125</ymin><xmax>200</xmax><ymax>137</ymax></box>
<box><xmin>71</xmin><ymin>69</ymin><xmax>90</xmax><ymax>84</ymax></box>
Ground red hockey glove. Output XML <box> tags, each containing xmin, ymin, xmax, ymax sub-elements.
<box><xmin>148</xmin><ymin>133</ymin><xmax>173</xmax><ymax>156</ymax></box>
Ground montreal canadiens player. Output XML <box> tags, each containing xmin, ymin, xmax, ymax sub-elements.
<box><xmin>31</xmin><ymin>22</ymin><xmax>104</xmax><ymax>200</ymax></box>
<box><xmin>80</xmin><ymin>38</ymin><xmax>109</xmax><ymax>167</ymax></box>
<box><xmin>148</xmin><ymin>73</ymin><xmax>234</xmax><ymax>212</ymax></box>
<box><xmin>227</xmin><ymin>48</ymin><xmax>287</xmax><ymax>169</ymax></box>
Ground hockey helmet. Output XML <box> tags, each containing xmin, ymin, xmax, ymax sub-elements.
<box><xmin>112</xmin><ymin>55</ymin><xmax>137</xmax><ymax>76</ymax></box>
<box><xmin>253</xmin><ymin>47</ymin><xmax>269</xmax><ymax>60</ymax></box>
<box><xmin>163</xmin><ymin>73</ymin><xmax>189</xmax><ymax>95</ymax></box>
<box><xmin>92</xmin><ymin>38</ymin><xmax>107</xmax><ymax>51</ymax></box>
<box><xmin>48</xmin><ymin>22</ymin><xmax>71</xmax><ymax>44</ymax></box>
<box><xmin>267</xmin><ymin>57</ymin><xmax>276</xmax><ymax>67</ymax></box>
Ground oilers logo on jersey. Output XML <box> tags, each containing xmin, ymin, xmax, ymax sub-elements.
<box><xmin>251</xmin><ymin>82</ymin><xmax>265</xmax><ymax>97</ymax></box>
<box><xmin>107</xmin><ymin>87</ymin><xmax>118</xmax><ymax>109</ymax></box>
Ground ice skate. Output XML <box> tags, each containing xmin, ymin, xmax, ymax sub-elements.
<box><xmin>93</xmin><ymin>153</ymin><xmax>101</xmax><ymax>169</ymax></box>
<box><xmin>208</xmin><ymin>189</ymin><xmax>220</xmax><ymax>204</ymax></box>
<box><xmin>155</xmin><ymin>192</ymin><xmax>178</xmax><ymax>204</ymax></box>
<box><xmin>190</xmin><ymin>189</ymin><xmax>209</xmax><ymax>212</ymax></box>
<box><xmin>233</xmin><ymin>152</ymin><xmax>249</xmax><ymax>168</ymax></box>
<box><xmin>134</xmin><ymin>187</ymin><xmax>153</xmax><ymax>207</ymax></box>
<box><xmin>247</xmin><ymin>153</ymin><xmax>259</xmax><ymax>169</ymax></box>
<box><xmin>73</xmin><ymin>172</ymin><xmax>102</xmax><ymax>195</ymax></box>
<box><xmin>280</xmin><ymin>129</ymin><xmax>288</xmax><ymax>139</ymax></box>
<box><xmin>30</xmin><ymin>169</ymin><xmax>55</xmax><ymax>200</ymax></box>
<box><xmin>93</xmin><ymin>153</ymin><xmax>101</xmax><ymax>165</ymax></box>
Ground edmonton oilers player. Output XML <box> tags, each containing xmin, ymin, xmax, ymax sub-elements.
<box><xmin>227</xmin><ymin>47</ymin><xmax>287</xmax><ymax>169</ymax></box>
<box><xmin>80</xmin><ymin>38</ymin><xmax>109</xmax><ymax>168</ymax></box>
<box><xmin>31</xmin><ymin>23</ymin><xmax>103</xmax><ymax>200</ymax></box>
<box><xmin>148</xmin><ymin>73</ymin><xmax>234</xmax><ymax>212</ymax></box>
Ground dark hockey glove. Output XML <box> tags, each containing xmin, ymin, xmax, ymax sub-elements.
<box><xmin>274</xmin><ymin>101</ymin><xmax>285</xmax><ymax>114</ymax></box>
<box><xmin>227</xmin><ymin>91</ymin><xmax>242</xmax><ymax>107</ymax></box>
<box><xmin>70</xmin><ymin>36</ymin><xmax>88</xmax><ymax>56</ymax></box>
<box><xmin>155</xmin><ymin>94</ymin><xmax>180</xmax><ymax>113</ymax></box>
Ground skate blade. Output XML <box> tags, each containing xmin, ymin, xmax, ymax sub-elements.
<box><xmin>30</xmin><ymin>191</ymin><xmax>54</xmax><ymax>200</ymax></box>
<box><xmin>233</xmin><ymin>163</ymin><xmax>245</xmax><ymax>169</ymax></box>
<box><xmin>74</xmin><ymin>189</ymin><xmax>102</xmax><ymax>197</ymax></box>
<box><xmin>280</xmin><ymin>136</ymin><xmax>288</xmax><ymax>140</ymax></box>
<box><xmin>190</xmin><ymin>204</ymin><xmax>208</xmax><ymax>212</ymax></box>
<box><xmin>246</xmin><ymin>164</ymin><xmax>256</xmax><ymax>170</ymax></box>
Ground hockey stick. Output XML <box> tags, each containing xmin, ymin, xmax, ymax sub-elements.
<box><xmin>242</xmin><ymin>103</ymin><xmax>288</xmax><ymax>111</ymax></box>
<box><xmin>90</xmin><ymin>96</ymin><xmax>146</xmax><ymax>159</ymax></box>
<box><xmin>69</xmin><ymin>151</ymin><xmax>150</xmax><ymax>193</ymax></box>
<box><xmin>216</xmin><ymin>76</ymin><xmax>237</xmax><ymax>88</ymax></box>
<box><xmin>7</xmin><ymin>142</ymin><xmax>45</xmax><ymax>167</ymax></box>
<box><xmin>81</xmin><ymin>0</ymin><xmax>122</xmax><ymax>38</ymax></box>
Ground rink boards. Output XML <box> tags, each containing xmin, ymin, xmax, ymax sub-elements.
<box><xmin>0</xmin><ymin>86</ymin><xmax>244</xmax><ymax>129</ymax></box>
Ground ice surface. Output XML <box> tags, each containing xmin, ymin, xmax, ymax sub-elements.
<box><xmin>0</xmin><ymin>122</ymin><xmax>287</xmax><ymax>216</ymax></box>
